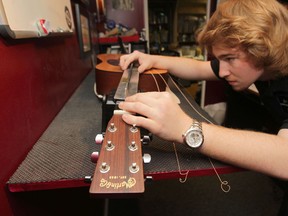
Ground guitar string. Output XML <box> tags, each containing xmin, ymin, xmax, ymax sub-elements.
<box><xmin>173</xmin><ymin>142</ymin><xmax>190</xmax><ymax>183</ymax></box>
<box><xmin>148</xmin><ymin>73</ymin><xmax>190</xmax><ymax>182</ymax></box>
<box><xmin>148</xmin><ymin>71</ymin><xmax>231</xmax><ymax>193</ymax></box>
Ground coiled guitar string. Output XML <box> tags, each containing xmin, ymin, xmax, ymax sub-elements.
<box><xmin>148</xmin><ymin>71</ymin><xmax>231</xmax><ymax>193</ymax></box>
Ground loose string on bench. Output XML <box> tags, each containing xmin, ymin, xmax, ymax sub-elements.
<box><xmin>148</xmin><ymin>71</ymin><xmax>231</xmax><ymax>193</ymax></box>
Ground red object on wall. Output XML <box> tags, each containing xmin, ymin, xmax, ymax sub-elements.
<box><xmin>98</xmin><ymin>34</ymin><xmax>139</xmax><ymax>44</ymax></box>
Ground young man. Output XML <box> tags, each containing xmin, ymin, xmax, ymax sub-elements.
<box><xmin>119</xmin><ymin>0</ymin><xmax>288</xmax><ymax>214</ymax></box>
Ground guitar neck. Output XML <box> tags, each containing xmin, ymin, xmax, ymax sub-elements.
<box><xmin>89</xmin><ymin>112</ymin><xmax>145</xmax><ymax>196</ymax></box>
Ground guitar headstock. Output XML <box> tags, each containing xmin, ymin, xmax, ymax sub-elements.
<box><xmin>89</xmin><ymin>113</ymin><xmax>144</xmax><ymax>196</ymax></box>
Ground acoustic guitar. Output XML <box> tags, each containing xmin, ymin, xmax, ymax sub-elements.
<box><xmin>95</xmin><ymin>53</ymin><xmax>168</xmax><ymax>96</ymax></box>
<box><xmin>90</xmin><ymin>53</ymin><xmax>167</xmax><ymax>196</ymax></box>
<box><xmin>89</xmin><ymin>111</ymin><xmax>145</xmax><ymax>196</ymax></box>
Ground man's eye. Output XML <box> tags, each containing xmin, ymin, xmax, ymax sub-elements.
<box><xmin>225</xmin><ymin>57</ymin><xmax>235</xmax><ymax>62</ymax></box>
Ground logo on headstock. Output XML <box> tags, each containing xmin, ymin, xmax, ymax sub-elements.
<box><xmin>99</xmin><ymin>177</ymin><xmax>136</xmax><ymax>189</ymax></box>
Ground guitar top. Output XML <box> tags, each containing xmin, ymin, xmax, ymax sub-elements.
<box><xmin>89</xmin><ymin>112</ymin><xmax>145</xmax><ymax>196</ymax></box>
<box><xmin>95</xmin><ymin>53</ymin><xmax>168</xmax><ymax>96</ymax></box>
<box><xmin>96</xmin><ymin>54</ymin><xmax>122</xmax><ymax>73</ymax></box>
<box><xmin>96</xmin><ymin>53</ymin><xmax>167</xmax><ymax>74</ymax></box>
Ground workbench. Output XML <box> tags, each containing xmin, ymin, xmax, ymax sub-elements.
<box><xmin>7</xmin><ymin>71</ymin><xmax>240</xmax><ymax>192</ymax></box>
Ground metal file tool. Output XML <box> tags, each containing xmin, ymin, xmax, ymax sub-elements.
<box><xmin>114</xmin><ymin>64</ymin><xmax>139</xmax><ymax>101</ymax></box>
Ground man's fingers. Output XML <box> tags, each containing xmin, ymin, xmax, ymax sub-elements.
<box><xmin>125</xmin><ymin>91</ymin><xmax>169</xmax><ymax>103</ymax></box>
<box><xmin>119</xmin><ymin>100</ymin><xmax>155</xmax><ymax>118</ymax></box>
<box><xmin>121</xmin><ymin>113</ymin><xmax>157</xmax><ymax>133</ymax></box>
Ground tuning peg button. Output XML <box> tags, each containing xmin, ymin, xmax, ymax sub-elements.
<box><xmin>143</xmin><ymin>153</ymin><xmax>151</xmax><ymax>163</ymax></box>
<box><xmin>91</xmin><ymin>151</ymin><xmax>99</xmax><ymax>163</ymax></box>
<box><xmin>95</xmin><ymin>134</ymin><xmax>104</xmax><ymax>144</ymax></box>
<box><xmin>141</xmin><ymin>135</ymin><xmax>151</xmax><ymax>145</ymax></box>
<box><xmin>84</xmin><ymin>176</ymin><xmax>93</xmax><ymax>183</ymax></box>
<box><xmin>145</xmin><ymin>175</ymin><xmax>153</xmax><ymax>182</ymax></box>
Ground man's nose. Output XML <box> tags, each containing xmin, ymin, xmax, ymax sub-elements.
<box><xmin>219</xmin><ymin>63</ymin><xmax>230</xmax><ymax>78</ymax></box>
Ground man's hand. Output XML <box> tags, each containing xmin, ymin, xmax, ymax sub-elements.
<box><xmin>118</xmin><ymin>91</ymin><xmax>192</xmax><ymax>143</ymax></box>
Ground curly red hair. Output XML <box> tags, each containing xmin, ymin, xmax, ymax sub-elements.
<box><xmin>198</xmin><ymin>0</ymin><xmax>288</xmax><ymax>77</ymax></box>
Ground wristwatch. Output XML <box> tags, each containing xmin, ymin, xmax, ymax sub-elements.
<box><xmin>182</xmin><ymin>119</ymin><xmax>204</xmax><ymax>148</ymax></box>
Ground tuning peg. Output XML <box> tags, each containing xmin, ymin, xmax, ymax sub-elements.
<box><xmin>141</xmin><ymin>135</ymin><xmax>151</xmax><ymax>145</ymax></box>
<box><xmin>105</xmin><ymin>141</ymin><xmax>115</xmax><ymax>151</ymax></box>
<box><xmin>91</xmin><ymin>151</ymin><xmax>99</xmax><ymax>163</ymax></box>
<box><xmin>84</xmin><ymin>176</ymin><xmax>93</xmax><ymax>183</ymax></box>
<box><xmin>100</xmin><ymin>162</ymin><xmax>110</xmax><ymax>173</ymax></box>
<box><xmin>143</xmin><ymin>153</ymin><xmax>151</xmax><ymax>163</ymax></box>
<box><xmin>129</xmin><ymin>163</ymin><xmax>140</xmax><ymax>173</ymax></box>
<box><xmin>128</xmin><ymin>141</ymin><xmax>138</xmax><ymax>151</ymax></box>
<box><xmin>130</xmin><ymin>124</ymin><xmax>138</xmax><ymax>133</ymax></box>
<box><xmin>145</xmin><ymin>175</ymin><xmax>153</xmax><ymax>183</ymax></box>
<box><xmin>95</xmin><ymin>133</ymin><xmax>104</xmax><ymax>144</ymax></box>
<box><xmin>108</xmin><ymin>123</ymin><xmax>117</xmax><ymax>132</ymax></box>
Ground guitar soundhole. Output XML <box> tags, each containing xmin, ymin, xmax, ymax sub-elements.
<box><xmin>107</xmin><ymin>59</ymin><xmax>120</xmax><ymax>66</ymax></box>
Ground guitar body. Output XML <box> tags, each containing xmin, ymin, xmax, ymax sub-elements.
<box><xmin>95</xmin><ymin>54</ymin><xmax>168</xmax><ymax>95</ymax></box>
<box><xmin>90</xmin><ymin>113</ymin><xmax>144</xmax><ymax>197</ymax></box>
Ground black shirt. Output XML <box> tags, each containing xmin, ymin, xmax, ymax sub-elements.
<box><xmin>210</xmin><ymin>59</ymin><xmax>288</xmax><ymax>130</ymax></box>
<box><xmin>211</xmin><ymin>59</ymin><xmax>288</xmax><ymax>215</ymax></box>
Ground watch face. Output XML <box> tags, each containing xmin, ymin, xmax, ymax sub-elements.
<box><xmin>186</xmin><ymin>130</ymin><xmax>203</xmax><ymax>148</ymax></box>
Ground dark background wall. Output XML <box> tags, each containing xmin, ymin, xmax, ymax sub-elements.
<box><xmin>105</xmin><ymin>0</ymin><xmax>144</xmax><ymax>32</ymax></box>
